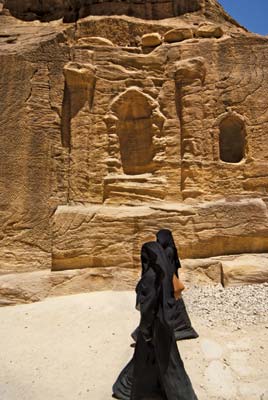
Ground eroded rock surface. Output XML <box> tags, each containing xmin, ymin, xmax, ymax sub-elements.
<box><xmin>1</xmin><ymin>254</ymin><xmax>267</xmax><ymax>306</ymax></box>
<box><xmin>52</xmin><ymin>200</ymin><xmax>268</xmax><ymax>270</ymax></box>
<box><xmin>0</xmin><ymin>268</ymin><xmax>140</xmax><ymax>306</ymax></box>
<box><xmin>0</xmin><ymin>1</ymin><xmax>267</xmax><ymax>303</ymax></box>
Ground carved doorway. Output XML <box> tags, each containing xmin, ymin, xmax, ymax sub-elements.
<box><xmin>111</xmin><ymin>88</ymin><xmax>156</xmax><ymax>175</ymax></box>
<box><xmin>219</xmin><ymin>115</ymin><xmax>246</xmax><ymax>163</ymax></box>
<box><xmin>104</xmin><ymin>87</ymin><xmax>166</xmax><ymax>202</ymax></box>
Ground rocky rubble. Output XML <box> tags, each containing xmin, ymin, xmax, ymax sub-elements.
<box><xmin>183</xmin><ymin>283</ymin><xmax>268</xmax><ymax>328</ymax></box>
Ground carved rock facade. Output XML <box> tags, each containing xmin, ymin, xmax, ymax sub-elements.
<box><xmin>0</xmin><ymin>1</ymin><xmax>267</xmax><ymax>303</ymax></box>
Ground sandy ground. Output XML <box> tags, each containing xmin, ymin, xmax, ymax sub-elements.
<box><xmin>0</xmin><ymin>291</ymin><xmax>267</xmax><ymax>400</ymax></box>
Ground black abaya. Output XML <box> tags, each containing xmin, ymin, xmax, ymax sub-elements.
<box><xmin>113</xmin><ymin>242</ymin><xmax>198</xmax><ymax>400</ymax></box>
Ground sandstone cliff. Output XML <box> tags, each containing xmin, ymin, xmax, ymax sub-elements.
<box><xmin>0</xmin><ymin>0</ymin><xmax>267</xmax><ymax>304</ymax></box>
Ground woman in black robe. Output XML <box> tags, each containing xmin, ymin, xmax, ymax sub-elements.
<box><xmin>112</xmin><ymin>241</ymin><xmax>198</xmax><ymax>400</ymax></box>
<box><xmin>132</xmin><ymin>230</ymin><xmax>198</xmax><ymax>342</ymax></box>
<box><xmin>156</xmin><ymin>229</ymin><xmax>198</xmax><ymax>341</ymax></box>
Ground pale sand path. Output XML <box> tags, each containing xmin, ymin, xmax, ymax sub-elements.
<box><xmin>0</xmin><ymin>291</ymin><xmax>267</xmax><ymax>400</ymax></box>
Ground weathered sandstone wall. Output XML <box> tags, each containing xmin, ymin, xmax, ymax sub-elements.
<box><xmin>0</xmin><ymin>21</ymin><xmax>70</xmax><ymax>273</ymax></box>
<box><xmin>0</xmin><ymin>1</ymin><xmax>267</xmax><ymax>302</ymax></box>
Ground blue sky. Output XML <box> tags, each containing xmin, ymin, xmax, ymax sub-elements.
<box><xmin>218</xmin><ymin>0</ymin><xmax>268</xmax><ymax>35</ymax></box>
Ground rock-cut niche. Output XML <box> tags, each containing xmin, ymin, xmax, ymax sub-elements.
<box><xmin>219</xmin><ymin>115</ymin><xmax>246</xmax><ymax>163</ymax></box>
<box><xmin>111</xmin><ymin>89</ymin><xmax>156</xmax><ymax>175</ymax></box>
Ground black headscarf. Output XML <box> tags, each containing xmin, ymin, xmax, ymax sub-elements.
<box><xmin>156</xmin><ymin>229</ymin><xmax>181</xmax><ymax>276</ymax></box>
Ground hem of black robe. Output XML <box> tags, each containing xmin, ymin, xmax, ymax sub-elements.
<box><xmin>174</xmin><ymin>327</ymin><xmax>199</xmax><ymax>341</ymax></box>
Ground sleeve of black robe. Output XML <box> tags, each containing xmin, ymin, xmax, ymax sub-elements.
<box><xmin>136</xmin><ymin>267</ymin><xmax>159</xmax><ymax>342</ymax></box>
